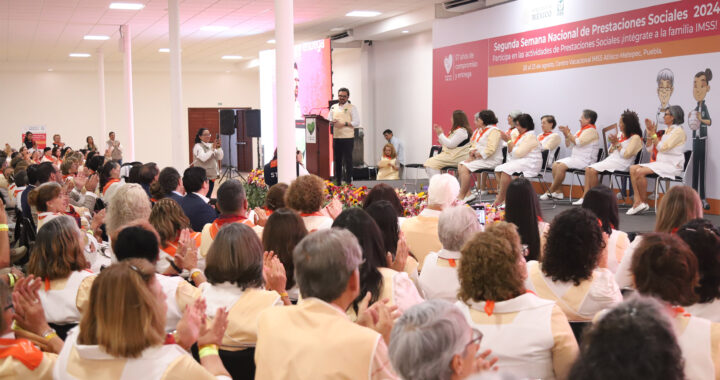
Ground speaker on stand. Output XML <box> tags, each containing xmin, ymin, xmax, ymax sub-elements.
<box><xmin>218</xmin><ymin>109</ymin><xmax>245</xmax><ymax>183</ymax></box>
<box><xmin>246</xmin><ymin>109</ymin><xmax>262</xmax><ymax>170</ymax></box>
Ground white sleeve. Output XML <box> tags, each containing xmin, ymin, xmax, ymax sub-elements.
<box><xmin>193</xmin><ymin>144</ymin><xmax>215</xmax><ymax>162</ymax></box>
<box><xmin>614</xmin><ymin>236</ymin><xmax>641</xmax><ymax>289</ymax></box>
<box><xmin>214</xmin><ymin>148</ymin><xmax>224</xmax><ymax>161</ymax></box>
<box><xmin>438</xmin><ymin>129</ymin><xmax>468</xmax><ymax>148</ymax></box>
<box><xmin>350</xmin><ymin>105</ymin><xmax>360</xmax><ymax>127</ymax></box>
<box><xmin>328</xmin><ymin>107</ymin><xmax>334</xmax><ymax>121</ymax></box>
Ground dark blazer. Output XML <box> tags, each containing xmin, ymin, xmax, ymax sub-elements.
<box><xmin>167</xmin><ymin>191</ymin><xmax>185</xmax><ymax>205</ymax></box>
<box><xmin>181</xmin><ymin>193</ymin><xmax>218</xmax><ymax>232</ymax></box>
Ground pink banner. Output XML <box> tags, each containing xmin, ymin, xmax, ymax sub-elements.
<box><xmin>432</xmin><ymin>39</ymin><xmax>489</xmax><ymax>144</ymax></box>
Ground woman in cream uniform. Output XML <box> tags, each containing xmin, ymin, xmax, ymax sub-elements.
<box><xmin>541</xmin><ymin>109</ymin><xmax>600</xmax><ymax>201</ymax></box>
<box><xmin>575</xmin><ymin>110</ymin><xmax>644</xmax><ymax>205</ymax></box>
<box><xmin>377</xmin><ymin>143</ymin><xmax>400</xmax><ymax>180</ymax></box>
<box><xmin>581</xmin><ymin>186</ymin><xmax>630</xmax><ymax>274</ymax></box>
<box><xmin>538</xmin><ymin>115</ymin><xmax>562</xmax><ymax>152</ymax></box>
<box><xmin>526</xmin><ymin>208</ymin><xmax>622</xmax><ymax>322</ymax></box>
<box><xmin>457</xmin><ymin>109</ymin><xmax>504</xmax><ymax>203</ymax></box>
<box><xmin>627</xmin><ymin>105</ymin><xmax>688</xmax><ymax>215</ymax></box>
<box><xmin>493</xmin><ymin>113</ymin><xmax>542</xmax><ymax>206</ymax></box>
<box><xmin>632</xmin><ymin>233</ymin><xmax>720</xmax><ymax>380</ymax></box>
<box><xmin>424</xmin><ymin>110</ymin><xmax>472</xmax><ymax>177</ymax></box>
<box><xmin>678</xmin><ymin>219</ymin><xmax>720</xmax><ymax>323</ymax></box>
<box><xmin>27</xmin><ymin>216</ymin><xmax>95</xmax><ymax>328</ymax></box>
<box><xmin>455</xmin><ymin>222</ymin><xmax>578</xmax><ymax>380</ymax></box>
<box><xmin>199</xmin><ymin>224</ymin><xmax>288</xmax><ymax>355</ymax></box>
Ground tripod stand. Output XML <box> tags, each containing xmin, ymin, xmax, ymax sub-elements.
<box><xmin>218</xmin><ymin>135</ymin><xmax>246</xmax><ymax>184</ymax></box>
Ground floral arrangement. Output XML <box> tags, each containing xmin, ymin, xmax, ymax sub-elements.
<box><xmin>480</xmin><ymin>202</ymin><xmax>506</xmax><ymax>225</ymax></box>
<box><xmin>243</xmin><ymin>169</ymin><xmax>429</xmax><ymax>216</ymax></box>
<box><xmin>245</xmin><ymin>169</ymin><xmax>269</xmax><ymax>209</ymax></box>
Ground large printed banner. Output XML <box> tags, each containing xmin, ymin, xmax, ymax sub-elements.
<box><xmin>433</xmin><ymin>0</ymin><xmax>720</xmax><ymax>133</ymax></box>
<box><xmin>489</xmin><ymin>0</ymin><xmax>720</xmax><ymax>76</ymax></box>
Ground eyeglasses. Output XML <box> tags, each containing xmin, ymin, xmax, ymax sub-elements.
<box><xmin>466</xmin><ymin>328</ymin><xmax>483</xmax><ymax>349</ymax></box>
<box><xmin>3</xmin><ymin>302</ymin><xmax>13</xmax><ymax>312</ymax></box>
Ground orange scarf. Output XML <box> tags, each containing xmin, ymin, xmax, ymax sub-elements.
<box><xmin>575</xmin><ymin>124</ymin><xmax>596</xmax><ymax>138</ymax></box>
<box><xmin>0</xmin><ymin>339</ymin><xmax>43</xmax><ymax>370</ymax></box>
<box><xmin>512</xmin><ymin>130</ymin><xmax>528</xmax><ymax>146</ymax></box>
<box><xmin>538</xmin><ymin>131</ymin><xmax>552</xmax><ymax>141</ymax></box>
<box><xmin>163</xmin><ymin>232</ymin><xmax>202</xmax><ymax>256</ymax></box>
<box><xmin>209</xmin><ymin>215</ymin><xmax>254</xmax><ymax>239</ymax></box>
<box><xmin>102</xmin><ymin>178</ymin><xmax>120</xmax><ymax>195</ymax></box>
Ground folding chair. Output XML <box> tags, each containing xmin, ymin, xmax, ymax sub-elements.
<box><xmin>472</xmin><ymin>147</ymin><xmax>508</xmax><ymax>201</ymax></box>
<box><xmin>566</xmin><ymin>149</ymin><xmax>605</xmax><ymax>203</ymax></box>
<box><xmin>403</xmin><ymin>146</ymin><xmax>442</xmax><ymax>191</ymax></box>
<box><xmin>610</xmin><ymin>149</ymin><xmax>643</xmax><ymax>207</ymax></box>
<box><xmin>527</xmin><ymin>148</ymin><xmax>560</xmax><ymax>208</ymax></box>
<box><xmin>646</xmin><ymin>150</ymin><xmax>693</xmax><ymax>213</ymax></box>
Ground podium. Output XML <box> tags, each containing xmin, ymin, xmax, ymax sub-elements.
<box><xmin>304</xmin><ymin>114</ymin><xmax>333</xmax><ymax>180</ymax></box>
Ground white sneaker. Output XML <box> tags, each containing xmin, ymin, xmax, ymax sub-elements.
<box><xmin>539</xmin><ymin>192</ymin><xmax>552</xmax><ymax>200</ymax></box>
<box><xmin>572</xmin><ymin>198</ymin><xmax>584</xmax><ymax>206</ymax></box>
<box><xmin>626</xmin><ymin>202</ymin><xmax>650</xmax><ymax>215</ymax></box>
<box><xmin>551</xmin><ymin>192</ymin><xmax>564</xmax><ymax>200</ymax></box>
<box><xmin>461</xmin><ymin>193</ymin><xmax>477</xmax><ymax>203</ymax></box>
<box><xmin>616</xmin><ymin>192</ymin><xmax>624</xmax><ymax>200</ymax></box>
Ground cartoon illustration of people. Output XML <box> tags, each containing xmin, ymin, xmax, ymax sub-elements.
<box><xmin>656</xmin><ymin>68</ymin><xmax>674</xmax><ymax>130</ymax></box>
<box><xmin>689</xmin><ymin>68</ymin><xmax>712</xmax><ymax>210</ymax></box>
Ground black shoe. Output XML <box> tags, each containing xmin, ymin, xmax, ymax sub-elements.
<box><xmin>703</xmin><ymin>199</ymin><xmax>711</xmax><ymax>210</ymax></box>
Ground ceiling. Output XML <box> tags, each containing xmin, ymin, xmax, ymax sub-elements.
<box><xmin>0</xmin><ymin>0</ymin><xmax>438</xmax><ymax>67</ymax></box>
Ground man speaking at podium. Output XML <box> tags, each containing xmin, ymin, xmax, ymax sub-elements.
<box><xmin>329</xmin><ymin>87</ymin><xmax>360</xmax><ymax>185</ymax></box>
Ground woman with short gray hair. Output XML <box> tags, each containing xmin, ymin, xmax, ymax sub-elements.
<box><xmin>389</xmin><ymin>299</ymin><xmax>496</xmax><ymax>380</ymax></box>
<box><xmin>627</xmin><ymin>105</ymin><xmax>688</xmax><ymax>215</ymax></box>
<box><xmin>419</xmin><ymin>206</ymin><xmax>482</xmax><ymax>302</ymax></box>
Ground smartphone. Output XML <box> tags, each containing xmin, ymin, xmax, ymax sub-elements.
<box><xmin>471</xmin><ymin>204</ymin><xmax>486</xmax><ymax>225</ymax></box>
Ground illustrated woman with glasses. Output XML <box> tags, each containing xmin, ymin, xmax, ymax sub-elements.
<box><xmin>455</xmin><ymin>222</ymin><xmax>579</xmax><ymax>379</ymax></box>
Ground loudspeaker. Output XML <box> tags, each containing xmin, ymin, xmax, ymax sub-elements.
<box><xmin>219</xmin><ymin>110</ymin><xmax>236</xmax><ymax>135</ymax></box>
<box><xmin>246</xmin><ymin>109</ymin><xmax>261</xmax><ymax>137</ymax></box>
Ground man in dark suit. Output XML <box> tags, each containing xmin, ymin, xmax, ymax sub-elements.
<box><xmin>158</xmin><ymin>167</ymin><xmax>185</xmax><ymax>204</ymax></box>
<box><xmin>180</xmin><ymin>167</ymin><xmax>217</xmax><ymax>232</ymax></box>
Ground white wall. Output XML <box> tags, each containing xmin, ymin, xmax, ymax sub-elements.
<box><xmin>366</xmin><ymin>31</ymin><xmax>433</xmax><ymax>167</ymax></box>
<box><xmin>0</xmin><ymin>65</ymin><xmax>259</xmax><ymax>169</ymax></box>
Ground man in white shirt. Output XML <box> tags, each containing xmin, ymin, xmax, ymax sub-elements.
<box><xmin>328</xmin><ymin>87</ymin><xmax>360</xmax><ymax>185</ymax></box>
<box><xmin>383</xmin><ymin>129</ymin><xmax>405</xmax><ymax>166</ymax></box>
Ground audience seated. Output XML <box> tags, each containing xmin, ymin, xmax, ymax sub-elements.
<box><xmin>505</xmin><ymin>178</ymin><xmax>546</xmax><ymax>261</ymax></box>
<box><xmin>389</xmin><ymin>299</ymin><xmax>497</xmax><ymax>380</ymax></box>
<box><xmin>201</xmin><ymin>223</ymin><xmax>288</xmax><ymax>378</ymax></box>
<box><xmin>631</xmin><ymin>233</ymin><xmax>720</xmax><ymax>379</ymax></box>
<box><xmin>333</xmin><ymin>208</ymin><xmax>423</xmax><ymax>317</ymax></box>
<box><xmin>457</xmin><ymin>110</ymin><xmax>503</xmax><ymax>203</ymax></box>
<box><xmin>0</xmin><ymin>278</ymin><xmax>63</xmax><ymax>379</ymax></box>
<box><xmin>181</xmin><ymin>167</ymin><xmax>218</xmax><ymax>232</ymax></box>
<box><xmin>615</xmin><ymin>185</ymin><xmax>704</xmax><ymax>288</ymax></box>
<box><xmin>112</xmin><ymin>222</ymin><xmax>201</xmax><ymax>332</ymax></box>
<box><xmin>419</xmin><ymin>205</ymin><xmax>481</xmax><ymax>302</ymax></box>
<box><xmin>261</xmin><ymin>208</ymin><xmax>308</xmax><ymax>302</ymax></box>
<box><xmin>678</xmin><ymin>219</ymin><xmax>720</xmax><ymax>322</ymax></box>
<box><xmin>284</xmin><ymin>174</ymin><xmax>335</xmax><ymax>232</ymax></box>
<box><xmin>199</xmin><ymin>179</ymin><xmax>254</xmax><ymax>261</ymax></box>
<box><xmin>149</xmin><ymin>198</ymin><xmax>202</xmax><ymax>276</ymax></box>
<box><xmin>455</xmin><ymin>222</ymin><xmax>578</xmax><ymax>379</ymax></box>
<box><xmin>401</xmin><ymin>173</ymin><xmax>459</xmax><ymax>270</ymax></box>
<box><xmin>627</xmin><ymin>105</ymin><xmax>688</xmax><ymax>215</ymax></box>
<box><xmin>252</xmin><ymin>183</ymin><xmax>288</xmax><ymax>225</ymax></box>
<box><xmin>568</xmin><ymin>296</ymin><xmax>685</xmax><ymax>380</ymax></box>
<box><xmin>54</xmin><ymin>259</ymin><xmax>232</xmax><ymax>379</ymax></box>
<box><xmin>98</xmin><ymin>161</ymin><xmax>122</xmax><ymax>205</ymax></box>
<box><xmin>493</xmin><ymin>113</ymin><xmax>542</xmax><ymax>206</ymax></box>
<box><xmin>365</xmin><ymin>200</ymin><xmax>420</xmax><ymax>289</ymax></box>
<box><xmin>27</xmin><ymin>216</ymin><xmax>95</xmax><ymax>329</ymax></box>
<box><xmin>138</xmin><ymin>162</ymin><xmax>159</xmax><ymax>199</ymax></box>
<box><xmin>156</xmin><ymin>166</ymin><xmax>185</xmax><ymax>203</ymax></box>
<box><xmin>581</xmin><ymin>185</ymin><xmax>629</xmax><ymax>273</ymax></box>
<box><xmin>362</xmin><ymin>183</ymin><xmax>404</xmax><ymax>218</ymax></box>
<box><xmin>105</xmin><ymin>183</ymin><xmax>152</xmax><ymax>239</ymax></box>
<box><xmin>526</xmin><ymin>208</ymin><xmax>622</xmax><ymax>321</ymax></box>
<box><xmin>255</xmin><ymin>229</ymin><xmax>398</xmax><ymax>379</ymax></box>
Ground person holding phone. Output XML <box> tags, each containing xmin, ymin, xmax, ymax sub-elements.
<box><xmin>192</xmin><ymin>128</ymin><xmax>223</xmax><ymax>196</ymax></box>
